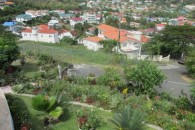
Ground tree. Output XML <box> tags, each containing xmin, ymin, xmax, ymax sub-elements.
<box><xmin>110</xmin><ymin>105</ymin><xmax>146</xmax><ymax>130</ymax></box>
<box><xmin>61</xmin><ymin>36</ymin><xmax>78</xmax><ymax>45</ymax></box>
<box><xmin>105</xmin><ymin>17</ymin><xmax>119</xmax><ymax>28</ymax></box>
<box><xmin>185</xmin><ymin>48</ymin><xmax>195</xmax><ymax>77</ymax></box>
<box><xmin>74</xmin><ymin>23</ymin><xmax>85</xmax><ymax>37</ymax></box>
<box><xmin>0</xmin><ymin>32</ymin><xmax>20</xmax><ymax>68</ymax></box>
<box><xmin>125</xmin><ymin>60</ymin><xmax>166</xmax><ymax>99</ymax></box>
<box><xmin>100</xmin><ymin>39</ymin><xmax>117</xmax><ymax>53</ymax></box>
<box><xmin>145</xmin><ymin>25</ymin><xmax>195</xmax><ymax>58</ymax></box>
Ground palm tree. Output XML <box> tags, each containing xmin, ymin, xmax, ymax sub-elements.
<box><xmin>110</xmin><ymin>105</ymin><xmax>146</xmax><ymax>130</ymax></box>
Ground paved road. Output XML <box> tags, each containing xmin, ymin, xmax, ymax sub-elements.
<box><xmin>158</xmin><ymin>63</ymin><xmax>193</xmax><ymax>98</ymax></box>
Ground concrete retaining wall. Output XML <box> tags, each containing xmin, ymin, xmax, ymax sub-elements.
<box><xmin>0</xmin><ymin>89</ymin><xmax>14</xmax><ymax>130</ymax></box>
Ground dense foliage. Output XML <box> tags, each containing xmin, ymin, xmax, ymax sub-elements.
<box><xmin>185</xmin><ymin>49</ymin><xmax>195</xmax><ymax>77</ymax></box>
<box><xmin>125</xmin><ymin>60</ymin><xmax>165</xmax><ymax>97</ymax></box>
<box><xmin>144</xmin><ymin>25</ymin><xmax>195</xmax><ymax>58</ymax></box>
<box><xmin>0</xmin><ymin>26</ymin><xmax>19</xmax><ymax>68</ymax></box>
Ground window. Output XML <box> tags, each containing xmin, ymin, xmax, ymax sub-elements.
<box><xmin>49</xmin><ymin>35</ymin><xmax>52</xmax><ymax>37</ymax></box>
<box><xmin>24</xmin><ymin>34</ymin><xmax>27</xmax><ymax>36</ymax></box>
<box><xmin>29</xmin><ymin>34</ymin><xmax>31</xmax><ymax>36</ymax></box>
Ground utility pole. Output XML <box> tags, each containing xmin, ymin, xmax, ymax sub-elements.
<box><xmin>117</xmin><ymin>13</ymin><xmax>121</xmax><ymax>53</ymax></box>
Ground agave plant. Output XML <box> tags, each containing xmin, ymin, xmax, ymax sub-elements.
<box><xmin>110</xmin><ymin>105</ymin><xmax>146</xmax><ymax>130</ymax></box>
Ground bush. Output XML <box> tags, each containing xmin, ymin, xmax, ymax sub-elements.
<box><xmin>97</xmin><ymin>68</ymin><xmax>124</xmax><ymax>88</ymax></box>
<box><xmin>110</xmin><ymin>105</ymin><xmax>146</xmax><ymax>130</ymax></box>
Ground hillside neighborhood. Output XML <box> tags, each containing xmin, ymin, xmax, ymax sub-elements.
<box><xmin>0</xmin><ymin>0</ymin><xmax>195</xmax><ymax>130</ymax></box>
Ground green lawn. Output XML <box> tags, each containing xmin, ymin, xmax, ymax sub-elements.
<box><xmin>12</xmin><ymin>58</ymin><xmax>39</xmax><ymax>78</ymax></box>
<box><xmin>7</xmin><ymin>94</ymin><xmax>155</xmax><ymax>130</ymax></box>
<box><xmin>18</xmin><ymin>41</ymin><xmax>129</xmax><ymax>67</ymax></box>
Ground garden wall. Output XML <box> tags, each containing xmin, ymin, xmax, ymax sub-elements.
<box><xmin>0</xmin><ymin>89</ymin><xmax>14</xmax><ymax>130</ymax></box>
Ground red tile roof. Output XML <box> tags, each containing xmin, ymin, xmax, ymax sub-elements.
<box><xmin>84</xmin><ymin>36</ymin><xmax>103</xmax><ymax>43</ymax></box>
<box><xmin>156</xmin><ymin>24</ymin><xmax>166</xmax><ymax>27</ymax></box>
<box><xmin>38</xmin><ymin>24</ymin><xmax>49</xmax><ymax>30</ymax></box>
<box><xmin>97</xmin><ymin>24</ymin><xmax>142</xmax><ymax>43</ymax></box>
<box><xmin>22</xmin><ymin>28</ymin><xmax>32</xmax><ymax>33</ymax></box>
<box><xmin>39</xmin><ymin>29</ymin><xmax>57</xmax><ymax>34</ymax></box>
<box><xmin>22</xmin><ymin>27</ymin><xmax>57</xmax><ymax>34</ymax></box>
<box><xmin>141</xmin><ymin>35</ymin><xmax>149</xmax><ymax>43</ymax></box>
<box><xmin>70</xmin><ymin>17</ymin><xmax>83</xmax><ymax>21</ymax></box>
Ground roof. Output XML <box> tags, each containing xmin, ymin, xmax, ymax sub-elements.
<box><xmin>141</xmin><ymin>35</ymin><xmax>149</xmax><ymax>43</ymax></box>
<box><xmin>5</xmin><ymin>2</ymin><xmax>14</xmax><ymax>5</ymax></box>
<box><xmin>22</xmin><ymin>28</ymin><xmax>32</xmax><ymax>33</ymax></box>
<box><xmin>58</xmin><ymin>29</ymin><xmax>69</xmax><ymax>34</ymax></box>
<box><xmin>22</xmin><ymin>27</ymin><xmax>58</xmax><ymax>34</ymax></box>
<box><xmin>38</xmin><ymin>24</ymin><xmax>49</xmax><ymax>30</ymax></box>
<box><xmin>70</xmin><ymin>17</ymin><xmax>83</xmax><ymax>21</ymax></box>
<box><xmin>39</xmin><ymin>29</ymin><xmax>57</xmax><ymax>34</ymax></box>
<box><xmin>16</xmin><ymin>14</ymin><xmax>31</xmax><ymax>19</ymax></box>
<box><xmin>97</xmin><ymin>24</ymin><xmax>118</xmax><ymax>32</ymax></box>
<box><xmin>3</xmin><ymin>22</ymin><xmax>16</xmax><ymax>26</ymax></box>
<box><xmin>84</xmin><ymin>36</ymin><xmax>103</xmax><ymax>43</ymax></box>
<box><xmin>156</xmin><ymin>24</ymin><xmax>166</xmax><ymax>27</ymax></box>
<box><xmin>97</xmin><ymin>24</ymin><xmax>141</xmax><ymax>43</ymax></box>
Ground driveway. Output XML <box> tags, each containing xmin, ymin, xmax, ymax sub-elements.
<box><xmin>157</xmin><ymin>63</ymin><xmax>193</xmax><ymax>98</ymax></box>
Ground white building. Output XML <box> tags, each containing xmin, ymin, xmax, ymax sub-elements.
<box><xmin>21</xmin><ymin>25</ymin><xmax>59</xmax><ymax>43</ymax></box>
<box><xmin>48</xmin><ymin>20</ymin><xmax>59</xmax><ymax>26</ymax></box>
<box><xmin>70</xmin><ymin>17</ymin><xmax>84</xmax><ymax>26</ymax></box>
<box><xmin>16</xmin><ymin>14</ymin><xmax>32</xmax><ymax>22</ymax></box>
<box><xmin>58</xmin><ymin>30</ymin><xmax>74</xmax><ymax>39</ymax></box>
<box><xmin>25</xmin><ymin>10</ymin><xmax>48</xmax><ymax>18</ymax></box>
<box><xmin>83</xmin><ymin>36</ymin><xmax>103</xmax><ymax>51</ymax></box>
<box><xmin>82</xmin><ymin>12</ymin><xmax>97</xmax><ymax>23</ymax></box>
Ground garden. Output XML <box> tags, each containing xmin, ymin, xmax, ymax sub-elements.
<box><xmin>0</xmin><ymin>39</ymin><xmax>194</xmax><ymax>130</ymax></box>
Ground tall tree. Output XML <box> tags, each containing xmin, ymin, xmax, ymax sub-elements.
<box><xmin>144</xmin><ymin>25</ymin><xmax>195</xmax><ymax>58</ymax></box>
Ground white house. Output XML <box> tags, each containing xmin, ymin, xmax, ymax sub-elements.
<box><xmin>48</xmin><ymin>20</ymin><xmax>59</xmax><ymax>26</ymax></box>
<box><xmin>97</xmin><ymin>24</ymin><xmax>149</xmax><ymax>58</ymax></box>
<box><xmin>58</xmin><ymin>29</ymin><xmax>74</xmax><ymax>39</ymax></box>
<box><xmin>83</xmin><ymin>36</ymin><xmax>103</xmax><ymax>51</ymax></box>
<box><xmin>70</xmin><ymin>17</ymin><xmax>84</xmax><ymax>26</ymax></box>
<box><xmin>82</xmin><ymin>12</ymin><xmax>97</xmax><ymax>23</ymax></box>
<box><xmin>16</xmin><ymin>14</ymin><xmax>32</xmax><ymax>22</ymax></box>
<box><xmin>21</xmin><ymin>26</ymin><xmax>59</xmax><ymax>43</ymax></box>
<box><xmin>25</xmin><ymin>10</ymin><xmax>48</xmax><ymax>18</ymax></box>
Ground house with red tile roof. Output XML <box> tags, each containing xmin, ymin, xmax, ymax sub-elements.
<box><xmin>97</xmin><ymin>24</ymin><xmax>149</xmax><ymax>53</ymax></box>
<box><xmin>21</xmin><ymin>24</ymin><xmax>61</xmax><ymax>43</ymax></box>
<box><xmin>83</xmin><ymin>36</ymin><xmax>103</xmax><ymax>51</ymax></box>
<box><xmin>70</xmin><ymin>17</ymin><xmax>84</xmax><ymax>26</ymax></box>
<box><xmin>155</xmin><ymin>23</ymin><xmax>166</xmax><ymax>32</ymax></box>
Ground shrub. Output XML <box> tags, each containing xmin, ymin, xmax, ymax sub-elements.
<box><xmin>110</xmin><ymin>105</ymin><xmax>146</xmax><ymax>130</ymax></box>
<box><xmin>97</xmin><ymin>68</ymin><xmax>124</xmax><ymax>88</ymax></box>
<box><xmin>76</xmin><ymin>108</ymin><xmax>101</xmax><ymax>130</ymax></box>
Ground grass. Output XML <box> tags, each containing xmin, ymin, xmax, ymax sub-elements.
<box><xmin>17</xmin><ymin>41</ymin><xmax>131</xmax><ymax>67</ymax></box>
<box><xmin>12</xmin><ymin>58</ymin><xmax>39</xmax><ymax>78</ymax></box>
<box><xmin>181</xmin><ymin>74</ymin><xmax>195</xmax><ymax>84</ymax></box>
<box><xmin>7</xmin><ymin>94</ymin><xmax>155</xmax><ymax>130</ymax></box>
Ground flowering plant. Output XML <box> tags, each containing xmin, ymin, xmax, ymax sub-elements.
<box><xmin>76</xmin><ymin>108</ymin><xmax>101</xmax><ymax>130</ymax></box>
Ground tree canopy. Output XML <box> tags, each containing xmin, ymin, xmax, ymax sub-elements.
<box><xmin>144</xmin><ymin>25</ymin><xmax>195</xmax><ymax>58</ymax></box>
<box><xmin>99</xmin><ymin>39</ymin><xmax>118</xmax><ymax>53</ymax></box>
<box><xmin>0</xmin><ymin>26</ymin><xmax>20</xmax><ymax>68</ymax></box>
<box><xmin>125</xmin><ymin>60</ymin><xmax>165</xmax><ymax>97</ymax></box>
